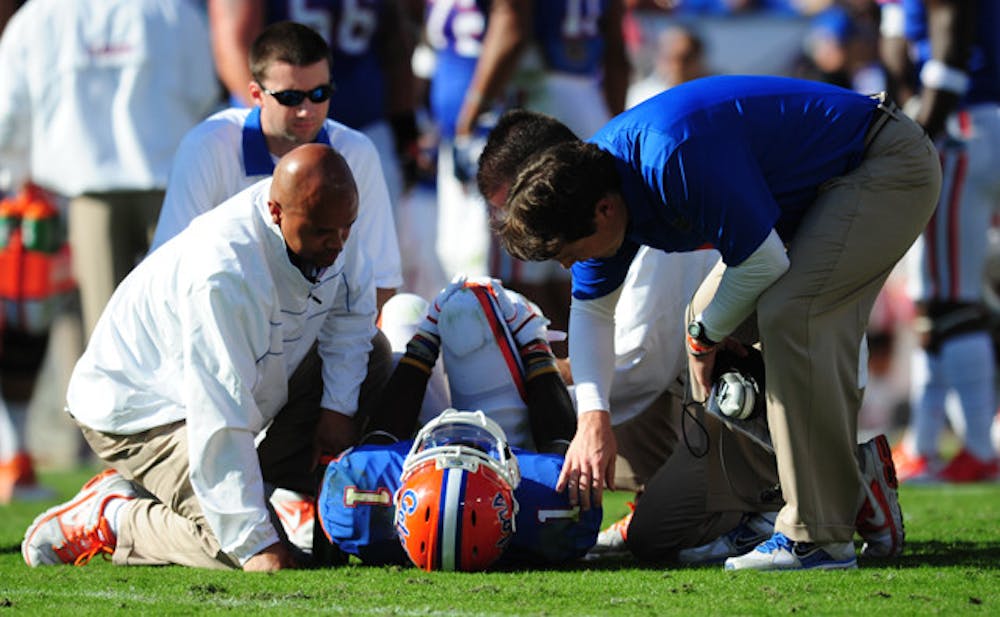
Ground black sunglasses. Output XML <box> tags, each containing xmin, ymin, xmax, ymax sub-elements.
<box><xmin>258</xmin><ymin>82</ymin><xmax>335</xmax><ymax>107</ymax></box>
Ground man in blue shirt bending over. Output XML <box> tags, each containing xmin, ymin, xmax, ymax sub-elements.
<box><xmin>491</xmin><ymin>75</ymin><xmax>941</xmax><ymax>570</ymax></box>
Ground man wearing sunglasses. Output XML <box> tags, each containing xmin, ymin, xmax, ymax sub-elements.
<box><xmin>152</xmin><ymin>21</ymin><xmax>402</xmax><ymax>313</ymax></box>
<box><xmin>208</xmin><ymin>0</ymin><xmax>416</xmax><ymax>210</ymax></box>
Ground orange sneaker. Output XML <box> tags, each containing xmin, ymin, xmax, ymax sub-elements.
<box><xmin>0</xmin><ymin>451</ymin><xmax>57</xmax><ymax>505</ymax></box>
<box><xmin>21</xmin><ymin>468</ymin><xmax>136</xmax><ymax>566</ymax></box>
<box><xmin>891</xmin><ymin>443</ymin><xmax>935</xmax><ymax>483</ymax></box>
<box><xmin>936</xmin><ymin>449</ymin><xmax>999</xmax><ymax>483</ymax></box>
<box><xmin>270</xmin><ymin>488</ymin><xmax>316</xmax><ymax>554</ymax></box>
<box><xmin>586</xmin><ymin>501</ymin><xmax>635</xmax><ymax>558</ymax></box>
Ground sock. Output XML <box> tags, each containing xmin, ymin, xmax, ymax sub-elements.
<box><xmin>102</xmin><ymin>497</ymin><xmax>133</xmax><ymax>540</ymax></box>
<box><xmin>7</xmin><ymin>400</ymin><xmax>29</xmax><ymax>449</ymax></box>
<box><xmin>941</xmin><ymin>333</ymin><xmax>997</xmax><ymax>461</ymax></box>
<box><xmin>0</xmin><ymin>397</ymin><xmax>16</xmax><ymax>460</ymax></box>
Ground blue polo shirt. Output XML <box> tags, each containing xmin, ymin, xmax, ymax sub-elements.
<box><xmin>572</xmin><ymin>75</ymin><xmax>878</xmax><ymax>300</ymax></box>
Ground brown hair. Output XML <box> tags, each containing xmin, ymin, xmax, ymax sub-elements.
<box><xmin>476</xmin><ymin>109</ymin><xmax>578</xmax><ymax>200</ymax></box>
<box><xmin>493</xmin><ymin>141</ymin><xmax>620</xmax><ymax>262</ymax></box>
<box><xmin>249</xmin><ymin>21</ymin><xmax>331</xmax><ymax>84</ymax></box>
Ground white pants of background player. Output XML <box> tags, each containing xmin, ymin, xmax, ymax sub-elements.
<box><xmin>906</xmin><ymin>102</ymin><xmax>1000</xmax><ymax>464</ymax></box>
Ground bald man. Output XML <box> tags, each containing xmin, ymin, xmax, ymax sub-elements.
<box><xmin>22</xmin><ymin>144</ymin><xmax>388</xmax><ymax>571</ymax></box>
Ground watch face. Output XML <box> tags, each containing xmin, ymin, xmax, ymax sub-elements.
<box><xmin>688</xmin><ymin>321</ymin><xmax>701</xmax><ymax>338</ymax></box>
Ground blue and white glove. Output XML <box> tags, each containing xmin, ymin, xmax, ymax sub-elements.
<box><xmin>419</xmin><ymin>274</ymin><xmax>468</xmax><ymax>339</ymax></box>
<box><xmin>491</xmin><ymin>283</ymin><xmax>550</xmax><ymax>348</ymax></box>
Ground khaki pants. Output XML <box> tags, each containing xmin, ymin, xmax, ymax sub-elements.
<box><xmin>68</xmin><ymin>190</ymin><xmax>163</xmax><ymax>338</ymax></box>
<box><xmin>688</xmin><ymin>110</ymin><xmax>940</xmax><ymax>544</ymax></box>
<box><xmin>78</xmin><ymin>332</ymin><xmax>394</xmax><ymax>569</ymax></box>
<box><xmin>612</xmin><ymin>390</ymin><xmax>683</xmax><ymax>493</ymax></box>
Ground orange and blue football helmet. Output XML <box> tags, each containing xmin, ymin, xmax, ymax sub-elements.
<box><xmin>394</xmin><ymin>409</ymin><xmax>520</xmax><ymax>571</ymax></box>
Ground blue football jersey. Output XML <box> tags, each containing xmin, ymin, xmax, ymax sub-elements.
<box><xmin>532</xmin><ymin>0</ymin><xmax>608</xmax><ymax>76</ymax></box>
<box><xmin>500</xmin><ymin>448</ymin><xmax>604</xmax><ymax>566</ymax></box>
<box><xmin>318</xmin><ymin>442</ymin><xmax>411</xmax><ymax>564</ymax></box>
<box><xmin>318</xmin><ymin>442</ymin><xmax>601</xmax><ymax>565</ymax></box>
<box><xmin>425</xmin><ymin>0</ymin><xmax>489</xmax><ymax>138</ymax></box>
<box><xmin>901</xmin><ymin>0</ymin><xmax>1000</xmax><ymax>106</ymax></box>
<box><xmin>267</xmin><ymin>0</ymin><xmax>389</xmax><ymax>129</ymax></box>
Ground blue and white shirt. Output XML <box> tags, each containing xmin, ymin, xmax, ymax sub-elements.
<box><xmin>153</xmin><ymin>106</ymin><xmax>402</xmax><ymax>290</ymax></box>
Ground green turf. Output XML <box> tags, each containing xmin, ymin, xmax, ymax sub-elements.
<box><xmin>1</xmin><ymin>468</ymin><xmax>998</xmax><ymax>616</ymax></box>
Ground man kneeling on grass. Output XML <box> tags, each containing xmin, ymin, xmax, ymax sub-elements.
<box><xmin>21</xmin><ymin>144</ymin><xmax>390</xmax><ymax>571</ymax></box>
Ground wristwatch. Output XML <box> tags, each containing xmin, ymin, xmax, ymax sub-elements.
<box><xmin>687</xmin><ymin>320</ymin><xmax>716</xmax><ymax>346</ymax></box>
<box><xmin>686</xmin><ymin>320</ymin><xmax>717</xmax><ymax>356</ymax></box>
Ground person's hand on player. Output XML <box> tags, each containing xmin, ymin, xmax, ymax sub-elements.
<box><xmin>243</xmin><ymin>541</ymin><xmax>297</xmax><ymax>571</ymax></box>
<box><xmin>314</xmin><ymin>409</ymin><xmax>356</xmax><ymax>463</ymax></box>
<box><xmin>556</xmin><ymin>410</ymin><xmax>616</xmax><ymax>510</ymax></box>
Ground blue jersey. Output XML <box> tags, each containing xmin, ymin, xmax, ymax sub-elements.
<box><xmin>901</xmin><ymin>0</ymin><xmax>1000</xmax><ymax>106</ymax></box>
<box><xmin>318</xmin><ymin>441</ymin><xmax>602</xmax><ymax>566</ymax></box>
<box><xmin>425</xmin><ymin>0</ymin><xmax>489</xmax><ymax>138</ymax></box>
<box><xmin>267</xmin><ymin>0</ymin><xmax>389</xmax><ymax>129</ymax></box>
<box><xmin>532</xmin><ymin>0</ymin><xmax>607</xmax><ymax>76</ymax></box>
<box><xmin>573</xmin><ymin>75</ymin><xmax>877</xmax><ymax>300</ymax></box>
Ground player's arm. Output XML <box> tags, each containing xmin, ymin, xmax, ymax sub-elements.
<box><xmin>599</xmin><ymin>0</ymin><xmax>629</xmax><ymax>116</ymax></box>
<box><xmin>558</xmin><ymin>287</ymin><xmax>621</xmax><ymax>510</ymax></box>
<box><xmin>878</xmin><ymin>1</ymin><xmax>917</xmax><ymax>108</ymax></box>
<box><xmin>379</xmin><ymin>0</ymin><xmax>420</xmax><ymax>181</ymax></box>
<box><xmin>208</xmin><ymin>0</ymin><xmax>263</xmax><ymax>106</ymax></box>
<box><xmin>360</xmin><ymin>278</ymin><xmax>467</xmax><ymax>441</ymax></box>
<box><xmin>359</xmin><ymin>332</ymin><xmax>437</xmax><ymax>443</ymax></box>
<box><xmin>455</xmin><ymin>0</ymin><xmax>531</xmax><ymax>137</ymax></box>
<box><xmin>916</xmin><ymin>0</ymin><xmax>975</xmax><ymax>138</ymax></box>
<box><xmin>521</xmin><ymin>337</ymin><xmax>576</xmax><ymax>455</ymax></box>
<box><xmin>488</xmin><ymin>285</ymin><xmax>576</xmax><ymax>452</ymax></box>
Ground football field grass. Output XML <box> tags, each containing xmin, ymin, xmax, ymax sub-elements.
<box><xmin>1</xmin><ymin>467</ymin><xmax>998</xmax><ymax>616</ymax></box>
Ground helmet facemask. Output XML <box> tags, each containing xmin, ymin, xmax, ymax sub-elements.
<box><xmin>395</xmin><ymin>409</ymin><xmax>520</xmax><ymax>571</ymax></box>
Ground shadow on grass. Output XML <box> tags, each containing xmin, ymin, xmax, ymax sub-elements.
<box><xmin>5</xmin><ymin>541</ymin><xmax>998</xmax><ymax>571</ymax></box>
<box><xmin>1</xmin><ymin>543</ymin><xmax>22</xmax><ymax>555</ymax></box>
<box><xmin>883</xmin><ymin>540</ymin><xmax>1000</xmax><ymax>569</ymax></box>
<box><xmin>498</xmin><ymin>540</ymin><xmax>1000</xmax><ymax>572</ymax></box>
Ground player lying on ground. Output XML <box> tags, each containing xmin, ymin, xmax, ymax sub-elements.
<box><xmin>314</xmin><ymin>278</ymin><xmax>600</xmax><ymax>569</ymax></box>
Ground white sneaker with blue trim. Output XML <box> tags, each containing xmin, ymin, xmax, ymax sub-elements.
<box><xmin>724</xmin><ymin>532</ymin><xmax>857</xmax><ymax>571</ymax></box>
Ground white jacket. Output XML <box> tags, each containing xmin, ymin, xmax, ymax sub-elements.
<box><xmin>0</xmin><ymin>0</ymin><xmax>217</xmax><ymax>194</ymax></box>
<box><xmin>68</xmin><ymin>179</ymin><xmax>377</xmax><ymax>564</ymax></box>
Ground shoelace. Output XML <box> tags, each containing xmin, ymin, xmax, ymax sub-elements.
<box><xmin>53</xmin><ymin>518</ymin><xmax>116</xmax><ymax>566</ymax></box>
<box><xmin>756</xmin><ymin>532</ymin><xmax>793</xmax><ymax>553</ymax></box>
